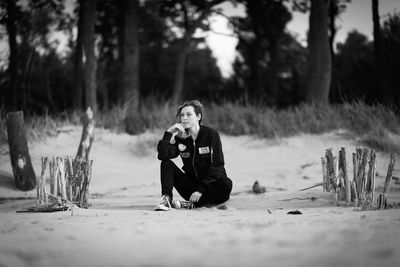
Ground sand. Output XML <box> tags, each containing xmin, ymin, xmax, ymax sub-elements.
<box><xmin>1</xmin><ymin>125</ymin><xmax>400</xmax><ymax>267</ymax></box>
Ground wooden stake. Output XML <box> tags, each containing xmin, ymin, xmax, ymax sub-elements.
<box><xmin>340</xmin><ymin>148</ymin><xmax>351</xmax><ymax>204</ymax></box>
<box><xmin>352</xmin><ymin>152</ymin><xmax>358</xmax><ymax>188</ymax></box>
<box><xmin>357</xmin><ymin>148</ymin><xmax>369</xmax><ymax>201</ymax></box>
<box><xmin>58</xmin><ymin>157</ymin><xmax>67</xmax><ymax>200</ymax></box>
<box><xmin>38</xmin><ymin>158</ymin><xmax>48</xmax><ymax>204</ymax></box>
<box><xmin>383</xmin><ymin>153</ymin><xmax>395</xmax><ymax>195</ymax></box>
<box><xmin>361</xmin><ymin>192</ymin><xmax>373</xmax><ymax>210</ymax></box>
<box><xmin>325</xmin><ymin>149</ymin><xmax>337</xmax><ymax>192</ymax></box>
<box><xmin>321</xmin><ymin>157</ymin><xmax>327</xmax><ymax>191</ymax></box>
<box><xmin>49</xmin><ymin>160</ymin><xmax>54</xmax><ymax>195</ymax></box>
<box><xmin>378</xmin><ymin>153</ymin><xmax>396</xmax><ymax>209</ymax></box>
<box><xmin>366</xmin><ymin>150</ymin><xmax>376</xmax><ymax>205</ymax></box>
<box><xmin>350</xmin><ymin>180</ymin><xmax>358</xmax><ymax>206</ymax></box>
<box><xmin>339</xmin><ymin>148</ymin><xmax>351</xmax><ymax>204</ymax></box>
<box><xmin>64</xmin><ymin>157</ymin><xmax>73</xmax><ymax>201</ymax></box>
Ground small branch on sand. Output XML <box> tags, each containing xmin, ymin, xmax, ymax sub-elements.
<box><xmin>279</xmin><ymin>197</ymin><xmax>318</xmax><ymax>202</ymax></box>
<box><xmin>299</xmin><ymin>182</ymin><xmax>324</xmax><ymax>191</ymax></box>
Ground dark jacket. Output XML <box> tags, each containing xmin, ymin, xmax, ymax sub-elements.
<box><xmin>157</xmin><ymin>125</ymin><xmax>228</xmax><ymax>193</ymax></box>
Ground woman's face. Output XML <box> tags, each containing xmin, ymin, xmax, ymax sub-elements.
<box><xmin>179</xmin><ymin>106</ymin><xmax>200</xmax><ymax>129</ymax></box>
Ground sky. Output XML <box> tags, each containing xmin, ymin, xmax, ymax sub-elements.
<box><xmin>207</xmin><ymin>0</ymin><xmax>400</xmax><ymax>77</ymax></box>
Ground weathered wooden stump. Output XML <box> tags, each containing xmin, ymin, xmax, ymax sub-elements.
<box><xmin>6</xmin><ymin>111</ymin><xmax>36</xmax><ymax>191</ymax></box>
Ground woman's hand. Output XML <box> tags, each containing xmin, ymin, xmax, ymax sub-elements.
<box><xmin>167</xmin><ymin>123</ymin><xmax>185</xmax><ymax>134</ymax></box>
<box><xmin>189</xmin><ymin>191</ymin><xmax>202</xmax><ymax>203</ymax></box>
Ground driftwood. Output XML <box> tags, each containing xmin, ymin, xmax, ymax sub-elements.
<box><xmin>378</xmin><ymin>153</ymin><xmax>396</xmax><ymax>209</ymax></box>
<box><xmin>19</xmin><ymin>156</ymin><xmax>93</xmax><ymax>213</ymax></box>
<box><xmin>321</xmin><ymin>157</ymin><xmax>327</xmax><ymax>191</ymax></box>
<box><xmin>320</xmin><ymin>147</ymin><xmax>396</xmax><ymax>210</ymax></box>
<box><xmin>362</xmin><ymin>150</ymin><xmax>377</xmax><ymax>210</ymax></box>
<box><xmin>6</xmin><ymin>111</ymin><xmax>36</xmax><ymax>191</ymax></box>
<box><xmin>325</xmin><ymin>149</ymin><xmax>338</xmax><ymax>205</ymax></box>
<box><xmin>339</xmin><ymin>148</ymin><xmax>351</xmax><ymax>204</ymax></box>
<box><xmin>76</xmin><ymin>107</ymin><xmax>95</xmax><ymax>161</ymax></box>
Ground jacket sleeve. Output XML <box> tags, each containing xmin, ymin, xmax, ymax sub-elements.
<box><xmin>197</xmin><ymin>131</ymin><xmax>226</xmax><ymax>193</ymax></box>
<box><xmin>157</xmin><ymin>131</ymin><xmax>179</xmax><ymax>160</ymax></box>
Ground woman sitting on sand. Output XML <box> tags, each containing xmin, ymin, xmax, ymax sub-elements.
<box><xmin>155</xmin><ymin>100</ymin><xmax>233</xmax><ymax>211</ymax></box>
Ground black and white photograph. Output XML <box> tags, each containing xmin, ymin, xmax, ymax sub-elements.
<box><xmin>1</xmin><ymin>0</ymin><xmax>400</xmax><ymax>266</ymax></box>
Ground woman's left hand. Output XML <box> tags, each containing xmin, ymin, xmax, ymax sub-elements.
<box><xmin>190</xmin><ymin>191</ymin><xmax>203</xmax><ymax>203</ymax></box>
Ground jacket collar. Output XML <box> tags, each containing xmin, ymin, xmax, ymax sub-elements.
<box><xmin>191</xmin><ymin>125</ymin><xmax>203</xmax><ymax>142</ymax></box>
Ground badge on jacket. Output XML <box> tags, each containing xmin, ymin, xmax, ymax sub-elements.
<box><xmin>178</xmin><ymin>143</ymin><xmax>186</xmax><ymax>151</ymax></box>
<box><xmin>198</xmin><ymin>146</ymin><xmax>210</xmax><ymax>154</ymax></box>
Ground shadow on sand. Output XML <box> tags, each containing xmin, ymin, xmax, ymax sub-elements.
<box><xmin>0</xmin><ymin>170</ymin><xmax>16</xmax><ymax>191</ymax></box>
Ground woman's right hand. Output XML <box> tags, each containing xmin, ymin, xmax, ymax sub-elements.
<box><xmin>167</xmin><ymin>123</ymin><xmax>185</xmax><ymax>134</ymax></box>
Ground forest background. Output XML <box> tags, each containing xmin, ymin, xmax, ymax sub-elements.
<box><xmin>0</xmin><ymin>0</ymin><xmax>400</xmax><ymax>151</ymax></box>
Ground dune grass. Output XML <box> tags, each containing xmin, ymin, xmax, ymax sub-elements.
<box><xmin>1</xmin><ymin>101</ymin><xmax>400</xmax><ymax>153</ymax></box>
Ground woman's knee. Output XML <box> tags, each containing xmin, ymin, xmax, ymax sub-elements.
<box><xmin>223</xmin><ymin>178</ymin><xmax>233</xmax><ymax>194</ymax></box>
<box><xmin>213</xmin><ymin>178</ymin><xmax>233</xmax><ymax>201</ymax></box>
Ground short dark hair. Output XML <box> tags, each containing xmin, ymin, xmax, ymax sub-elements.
<box><xmin>176</xmin><ymin>100</ymin><xmax>204</xmax><ymax>124</ymax></box>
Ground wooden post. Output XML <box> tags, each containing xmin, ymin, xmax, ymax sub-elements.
<box><xmin>378</xmin><ymin>153</ymin><xmax>396</xmax><ymax>209</ymax></box>
<box><xmin>350</xmin><ymin>180</ymin><xmax>358</xmax><ymax>206</ymax></box>
<box><xmin>65</xmin><ymin>157</ymin><xmax>73</xmax><ymax>201</ymax></box>
<box><xmin>55</xmin><ymin>157</ymin><xmax>62</xmax><ymax>197</ymax></box>
<box><xmin>325</xmin><ymin>149</ymin><xmax>337</xmax><ymax>192</ymax></box>
<box><xmin>357</xmin><ymin>148</ymin><xmax>369</xmax><ymax>201</ymax></box>
<box><xmin>321</xmin><ymin>157</ymin><xmax>328</xmax><ymax>191</ymax></box>
<box><xmin>49</xmin><ymin>158</ymin><xmax>57</xmax><ymax>196</ymax></box>
<box><xmin>6</xmin><ymin>111</ymin><xmax>36</xmax><ymax>191</ymax></box>
<box><xmin>76</xmin><ymin>107</ymin><xmax>95</xmax><ymax>161</ymax></box>
<box><xmin>352</xmin><ymin>152</ymin><xmax>358</xmax><ymax>185</ymax></box>
<box><xmin>339</xmin><ymin>147</ymin><xmax>351</xmax><ymax>204</ymax></box>
<box><xmin>326</xmin><ymin>149</ymin><xmax>338</xmax><ymax>205</ymax></box>
<box><xmin>58</xmin><ymin>157</ymin><xmax>67</xmax><ymax>200</ymax></box>
<box><xmin>37</xmin><ymin>157</ymin><xmax>49</xmax><ymax>204</ymax></box>
<box><xmin>366</xmin><ymin>150</ymin><xmax>376</xmax><ymax>205</ymax></box>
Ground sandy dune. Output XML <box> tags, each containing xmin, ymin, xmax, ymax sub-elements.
<box><xmin>1</xmin><ymin>125</ymin><xmax>399</xmax><ymax>267</ymax></box>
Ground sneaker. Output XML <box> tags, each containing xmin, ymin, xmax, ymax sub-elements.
<box><xmin>154</xmin><ymin>195</ymin><xmax>172</xmax><ymax>211</ymax></box>
<box><xmin>172</xmin><ymin>199</ymin><xmax>196</xmax><ymax>209</ymax></box>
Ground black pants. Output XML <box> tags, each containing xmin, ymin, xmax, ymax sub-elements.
<box><xmin>160</xmin><ymin>159</ymin><xmax>232</xmax><ymax>206</ymax></box>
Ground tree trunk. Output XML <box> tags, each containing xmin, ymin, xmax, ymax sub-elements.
<box><xmin>172</xmin><ymin>35</ymin><xmax>191</xmax><ymax>106</ymax></box>
<box><xmin>6</xmin><ymin>111</ymin><xmax>36</xmax><ymax>191</ymax></box>
<box><xmin>269</xmin><ymin>39</ymin><xmax>280</xmax><ymax>105</ymax></box>
<box><xmin>76</xmin><ymin>107</ymin><xmax>95</xmax><ymax>161</ymax></box>
<box><xmin>73</xmin><ymin>0</ymin><xmax>85</xmax><ymax>110</ymax></box>
<box><xmin>372</xmin><ymin>0</ymin><xmax>382</xmax><ymax>79</ymax></box>
<box><xmin>249</xmin><ymin>38</ymin><xmax>262</xmax><ymax>102</ymax></box>
<box><xmin>82</xmin><ymin>0</ymin><xmax>98</xmax><ymax>113</ymax></box>
<box><xmin>6</xmin><ymin>0</ymin><xmax>18</xmax><ymax>110</ymax></box>
<box><xmin>328</xmin><ymin>0</ymin><xmax>338</xmax><ymax>101</ymax></box>
<box><xmin>122</xmin><ymin>0</ymin><xmax>140</xmax><ymax>112</ymax></box>
<box><xmin>305</xmin><ymin>0</ymin><xmax>332</xmax><ymax>104</ymax></box>
<box><xmin>45</xmin><ymin>70</ymin><xmax>56</xmax><ymax>112</ymax></box>
<box><xmin>372</xmin><ymin>0</ymin><xmax>389</xmax><ymax>103</ymax></box>
<box><xmin>328</xmin><ymin>0</ymin><xmax>337</xmax><ymax>61</ymax></box>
